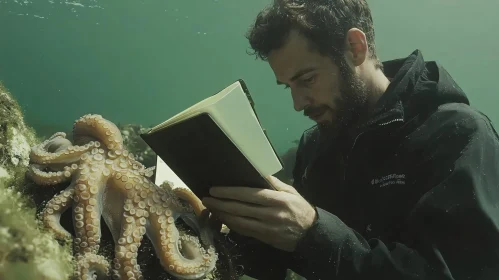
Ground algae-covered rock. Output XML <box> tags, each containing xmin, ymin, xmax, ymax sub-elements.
<box><xmin>0</xmin><ymin>81</ymin><xmax>38</xmax><ymax>188</ymax></box>
<box><xmin>0</xmin><ymin>183</ymin><xmax>73</xmax><ymax>280</ymax></box>
<box><xmin>0</xmin><ymin>82</ymin><xmax>74</xmax><ymax>280</ymax></box>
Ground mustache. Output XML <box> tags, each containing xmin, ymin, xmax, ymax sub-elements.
<box><xmin>304</xmin><ymin>106</ymin><xmax>326</xmax><ymax>117</ymax></box>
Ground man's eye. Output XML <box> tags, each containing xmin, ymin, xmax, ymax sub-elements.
<box><xmin>303</xmin><ymin>76</ymin><xmax>315</xmax><ymax>84</ymax></box>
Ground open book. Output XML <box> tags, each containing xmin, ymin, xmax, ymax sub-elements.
<box><xmin>140</xmin><ymin>79</ymin><xmax>283</xmax><ymax>199</ymax></box>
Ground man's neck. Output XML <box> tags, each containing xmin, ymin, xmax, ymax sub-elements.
<box><xmin>344</xmin><ymin>67</ymin><xmax>391</xmax><ymax>136</ymax></box>
<box><xmin>319</xmin><ymin>66</ymin><xmax>392</xmax><ymax>141</ymax></box>
<box><xmin>366</xmin><ymin>68</ymin><xmax>391</xmax><ymax>117</ymax></box>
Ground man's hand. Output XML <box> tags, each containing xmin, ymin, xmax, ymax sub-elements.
<box><xmin>201</xmin><ymin>175</ymin><xmax>317</xmax><ymax>252</ymax></box>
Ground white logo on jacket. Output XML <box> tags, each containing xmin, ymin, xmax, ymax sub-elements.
<box><xmin>370</xmin><ymin>173</ymin><xmax>406</xmax><ymax>188</ymax></box>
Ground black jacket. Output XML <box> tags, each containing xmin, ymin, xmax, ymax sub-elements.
<box><xmin>228</xmin><ymin>50</ymin><xmax>499</xmax><ymax>280</ymax></box>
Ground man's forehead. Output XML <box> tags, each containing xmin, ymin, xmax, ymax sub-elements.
<box><xmin>268</xmin><ymin>30</ymin><xmax>325</xmax><ymax>82</ymax></box>
<box><xmin>275</xmin><ymin>66</ymin><xmax>318</xmax><ymax>85</ymax></box>
<box><xmin>269</xmin><ymin>49</ymin><xmax>321</xmax><ymax>84</ymax></box>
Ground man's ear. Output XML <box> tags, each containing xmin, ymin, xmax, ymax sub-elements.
<box><xmin>344</xmin><ymin>28</ymin><xmax>368</xmax><ymax>66</ymax></box>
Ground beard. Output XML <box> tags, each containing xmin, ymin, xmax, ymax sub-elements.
<box><xmin>309</xmin><ymin>56</ymin><xmax>371</xmax><ymax>138</ymax></box>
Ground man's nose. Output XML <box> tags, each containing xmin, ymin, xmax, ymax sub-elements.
<box><xmin>291</xmin><ymin>89</ymin><xmax>308</xmax><ymax>112</ymax></box>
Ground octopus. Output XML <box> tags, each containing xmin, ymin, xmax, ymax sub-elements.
<box><xmin>26</xmin><ymin>114</ymin><xmax>219</xmax><ymax>280</ymax></box>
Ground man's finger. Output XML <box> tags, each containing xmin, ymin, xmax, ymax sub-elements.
<box><xmin>216</xmin><ymin>211</ymin><xmax>280</xmax><ymax>248</ymax></box>
<box><xmin>202</xmin><ymin>197</ymin><xmax>275</xmax><ymax>220</ymax></box>
<box><xmin>215</xmin><ymin>211</ymin><xmax>271</xmax><ymax>239</ymax></box>
<box><xmin>209</xmin><ymin>186</ymin><xmax>282</xmax><ymax>206</ymax></box>
<box><xmin>266</xmin><ymin>175</ymin><xmax>299</xmax><ymax>194</ymax></box>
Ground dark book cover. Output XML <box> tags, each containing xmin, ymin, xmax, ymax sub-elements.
<box><xmin>140</xmin><ymin>112</ymin><xmax>275</xmax><ymax>199</ymax></box>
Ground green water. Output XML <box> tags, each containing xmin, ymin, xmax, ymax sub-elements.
<box><xmin>0</xmin><ymin>0</ymin><xmax>498</xmax><ymax>280</ymax></box>
<box><xmin>1</xmin><ymin>0</ymin><xmax>497</xmax><ymax>155</ymax></box>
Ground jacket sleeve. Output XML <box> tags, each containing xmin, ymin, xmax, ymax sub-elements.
<box><xmin>289</xmin><ymin>105</ymin><xmax>499</xmax><ymax>280</ymax></box>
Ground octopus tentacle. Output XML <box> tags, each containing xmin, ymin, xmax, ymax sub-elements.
<box><xmin>26</xmin><ymin>164</ymin><xmax>78</xmax><ymax>185</ymax></box>
<box><xmin>148</xmin><ymin>210</ymin><xmax>218</xmax><ymax>280</ymax></box>
<box><xmin>172</xmin><ymin>187</ymin><xmax>207</xmax><ymax>217</ymax></box>
<box><xmin>45</xmin><ymin>134</ymin><xmax>73</xmax><ymax>153</ymax></box>
<box><xmin>141</xmin><ymin>166</ymin><xmax>155</xmax><ymax>178</ymax></box>
<box><xmin>31</xmin><ymin>143</ymin><xmax>95</xmax><ymax>165</ymax></box>
<box><xmin>41</xmin><ymin>185</ymin><xmax>75</xmax><ymax>240</ymax></box>
<box><xmin>178</xmin><ymin>233</ymin><xmax>216</xmax><ymax>270</ymax></box>
<box><xmin>32</xmin><ymin>132</ymin><xmax>67</xmax><ymax>154</ymax></box>
<box><xmin>157</xmin><ymin>182</ymin><xmax>219</xmax><ymax>244</ymax></box>
<box><xmin>30</xmin><ymin>133</ymin><xmax>96</xmax><ymax>165</ymax></box>
<box><xmin>157</xmin><ymin>181</ymin><xmax>198</xmax><ymax>215</ymax></box>
<box><xmin>73</xmin><ymin>114</ymin><xmax>124</xmax><ymax>151</ymax></box>
<box><xmin>112</xmin><ymin>201</ymin><xmax>147</xmax><ymax>280</ymax></box>
<box><xmin>129</xmin><ymin>157</ymin><xmax>149</xmax><ymax>173</ymax></box>
<box><xmin>72</xmin><ymin>177</ymin><xmax>104</xmax><ymax>255</ymax></box>
<box><xmin>74</xmin><ymin>252</ymin><xmax>110</xmax><ymax>280</ymax></box>
<box><xmin>178</xmin><ymin>211</ymin><xmax>220</xmax><ymax>253</ymax></box>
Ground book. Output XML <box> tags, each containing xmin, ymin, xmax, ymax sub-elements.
<box><xmin>154</xmin><ymin>155</ymin><xmax>189</xmax><ymax>189</ymax></box>
<box><xmin>140</xmin><ymin>79</ymin><xmax>283</xmax><ymax>199</ymax></box>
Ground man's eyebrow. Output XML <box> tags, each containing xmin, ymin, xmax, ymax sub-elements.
<box><xmin>276</xmin><ymin>67</ymin><xmax>317</xmax><ymax>85</ymax></box>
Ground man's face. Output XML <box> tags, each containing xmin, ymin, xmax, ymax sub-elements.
<box><xmin>268</xmin><ymin>29</ymin><xmax>370</xmax><ymax>133</ymax></box>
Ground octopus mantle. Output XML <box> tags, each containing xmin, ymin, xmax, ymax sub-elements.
<box><xmin>26</xmin><ymin>114</ymin><xmax>218</xmax><ymax>280</ymax></box>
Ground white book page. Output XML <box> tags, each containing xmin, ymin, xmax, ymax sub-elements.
<box><xmin>150</xmin><ymin>81</ymin><xmax>240</xmax><ymax>133</ymax></box>
<box><xmin>154</xmin><ymin>156</ymin><xmax>189</xmax><ymax>190</ymax></box>
<box><xmin>205</xmin><ymin>83</ymin><xmax>282</xmax><ymax>177</ymax></box>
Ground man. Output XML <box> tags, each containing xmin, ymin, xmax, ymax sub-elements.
<box><xmin>202</xmin><ymin>0</ymin><xmax>499</xmax><ymax>279</ymax></box>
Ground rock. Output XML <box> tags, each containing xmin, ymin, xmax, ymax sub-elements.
<box><xmin>0</xmin><ymin>82</ymin><xmax>38</xmax><ymax>188</ymax></box>
<box><xmin>0</xmin><ymin>185</ymin><xmax>73</xmax><ymax>280</ymax></box>
<box><xmin>0</xmin><ymin>81</ymin><xmax>73</xmax><ymax>280</ymax></box>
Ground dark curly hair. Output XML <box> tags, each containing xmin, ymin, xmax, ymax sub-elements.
<box><xmin>245</xmin><ymin>0</ymin><xmax>382</xmax><ymax>69</ymax></box>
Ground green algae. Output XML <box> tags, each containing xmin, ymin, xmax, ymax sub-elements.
<box><xmin>0</xmin><ymin>81</ymin><xmax>38</xmax><ymax>189</ymax></box>
<box><xmin>0</xmin><ymin>81</ymin><xmax>74</xmax><ymax>280</ymax></box>
<box><xmin>0</xmin><ymin>184</ymin><xmax>74</xmax><ymax>280</ymax></box>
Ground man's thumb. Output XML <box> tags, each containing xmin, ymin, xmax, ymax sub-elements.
<box><xmin>266</xmin><ymin>175</ymin><xmax>299</xmax><ymax>194</ymax></box>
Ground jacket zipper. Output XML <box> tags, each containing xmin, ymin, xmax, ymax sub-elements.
<box><xmin>342</xmin><ymin>118</ymin><xmax>404</xmax><ymax>181</ymax></box>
